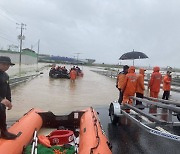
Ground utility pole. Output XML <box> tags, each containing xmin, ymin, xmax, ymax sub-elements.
<box><xmin>17</xmin><ymin>23</ymin><xmax>26</xmax><ymax>68</ymax></box>
<box><xmin>74</xmin><ymin>52</ymin><xmax>82</xmax><ymax>64</ymax></box>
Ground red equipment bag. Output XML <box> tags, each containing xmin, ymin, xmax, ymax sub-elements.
<box><xmin>48</xmin><ymin>130</ymin><xmax>74</xmax><ymax>145</ymax></box>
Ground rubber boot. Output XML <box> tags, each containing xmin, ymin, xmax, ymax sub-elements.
<box><xmin>1</xmin><ymin>129</ymin><xmax>17</xmax><ymax>140</ymax></box>
<box><xmin>0</xmin><ymin>104</ymin><xmax>17</xmax><ymax>139</ymax></box>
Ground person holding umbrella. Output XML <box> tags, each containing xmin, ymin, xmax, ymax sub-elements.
<box><xmin>116</xmin><ymin>65</ymin><xmax>129</xmax><ymax>104</ymax></box>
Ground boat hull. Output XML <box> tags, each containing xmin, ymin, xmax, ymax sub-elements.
<box><xmin>0</xmin><ymin>109</ymin><xmax>43</xmax><ymax>154</ymax></box>
<box><xmin>79</xmin><ymin>108</ymin><xmax>112</xmax><ymax>154</ymax></box>
<box><xmin>0</xmin><ymin>108</ymin><xmax>112</xmax><ymax>154</ymax></box>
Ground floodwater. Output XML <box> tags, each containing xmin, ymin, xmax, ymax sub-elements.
<box><xmin>7</xmin><ymin>65</ymin><xmax>180</xmax><ymax>120</ymax></box>
<box><xmin>7</xmin><ymin>66</ymin><xmax>118</xmax><ymax>121</ymax></box>
<box><xmin>6</xmin><ymin>65</ymin><xmax>180</xmax><ymax>154</ymax></box>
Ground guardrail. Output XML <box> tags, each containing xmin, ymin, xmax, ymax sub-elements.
<box><xmin>91</xmin><ymin>70</ymin><xmax>180</xmax><ymax>92</ymax></box>
<box><xmin>9</xmin><ymin>74</ymin><xmax>40</xmax><ymax>87</ymax></box>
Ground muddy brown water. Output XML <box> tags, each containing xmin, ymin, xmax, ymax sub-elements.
<box><xmin>7</xmin><ymin>65</ymin><xmax>180</xmax><ymax>121</ymax></box>
<box><xmin>6</xmin><ymin>66</ymin><xmax>180</xmax><ymax>154</ymax></box>
<box><xmin>7</xmin><ymin>66</ymin><xmax>118</xmax><ymax>121</ymax></box>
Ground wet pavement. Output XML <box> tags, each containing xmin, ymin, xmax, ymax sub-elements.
<box><xmin>7</xmin><ymin>65</ymin><xmax>180</xmax><ymax>154</ymax></box>
<box><xmin>96</xmin><ymin>107</ymin><xmax>180</xmax><ymax>154</ymax></box>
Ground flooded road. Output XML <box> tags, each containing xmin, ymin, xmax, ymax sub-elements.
<box><xmin>7</xmin><ymin>66</ymin><xmax>118</xmax><ymax>120</ymax></box>
<box><xmin>6</xmin><ymin>65</ymin><xmax>180</xmax><ymax>154</ymax></box>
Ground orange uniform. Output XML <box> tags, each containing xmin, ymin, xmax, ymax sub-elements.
<box><xmin>136</xmin><ymin>68</ymin><xmax>146</xmax><ymax>106</ymax></box>
<box><xmin>122</xmin><ymin>66</ymin><xmax>138</xmax><ymax>106</ymax></box>
<box><xmin>117</xmin><ymin>73</ymin><xmax>126</xmax><ymax>89</ymax></box>
<box><xmin>148</xmin><ymin>66</ymin><xmax>162</xmax><ymax>98</ymax></box>
<box><xmin>163</xmin><ymin>74</ymin><xmax>171</xmax><ymax>91</ymax></box>
<box><xmin>116</xmin><ymin>65</ymin><xmax>129</xmax><ymax>104</ymax></box>
<box><xmin>136</xmin><ymin>68</ymin><xmax>145</xmax><ymax>95</ymax></box>
<box><xmin>162</xmin><ymin>71</ymin><xmax>172</xmax><ymax>100</ymax></box>
<box><xmin>70</xmin><ymin>69</ymin><xmax>77</xmax><ymax>81</ymax></box>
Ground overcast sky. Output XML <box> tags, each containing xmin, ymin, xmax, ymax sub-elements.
<box><xmin>0</xmin><ymin>0</ymin><xmax>180</xmax><ymax>68</ymax></box>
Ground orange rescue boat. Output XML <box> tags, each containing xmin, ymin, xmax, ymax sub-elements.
<box><xmin>0</xmin><ymin>107</ymin><xmax>112</xmax><ymax>154</ymax></box>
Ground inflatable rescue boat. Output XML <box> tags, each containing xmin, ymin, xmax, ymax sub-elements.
<box><xmin>0</xmin><ymin>107</ymin><xmax>112</xmax><ymax>154</ymax></box>
<box><xmin>49</xmin><ymin>71</ymin><xmax>70</xmax><ymax>79</ymax></box>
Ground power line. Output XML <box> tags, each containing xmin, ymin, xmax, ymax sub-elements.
<box><xmin>0</xmin><ymin>31</ymin><xmax>11</xmax><ymax>37</ymax></box>
<box><xmin>0</xmin><ymin>5</ymin><xmax>37</xmax><ymax>52</ymax></box>
<box><xmin>0</xmin><ymin>5</ymin><xmax>20</xmax><ymax>23</ymax></box>
<box><xmin>0</xmin><ymin>35</ymin><xmax>17</xmax><ymax>44</ymax></box>
<box><xmin>0</xmin><ymin>30</ymin><xmax>17</xmax><ymax>38</ymax></box>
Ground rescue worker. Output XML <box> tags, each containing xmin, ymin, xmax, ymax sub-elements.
<box><xmin>76</xmin><ymin>66</ymin><xmax>81</xmax><ymax>72</ymax></box>
<box><xmin>136</xmin><ymin>68</ymin><xmax>146</xmax><ymax>106</ymax></box>
<box><xmin>116</xmin><ymin>65</ymin><xmax>129</xmax><ymax>104</ymax></box>
<box><xmin>49</xmin><ymin>64</ymin><xmax>56</xmax><ymax>77</ymax></box>
<box><xmin>162</xmin><ymin>71</ymin><xmax>172</xmax><ymax>100</ymax></box>
<box><xmin>0</xmin><ymin>56</ymin><xmax>17</xmax><ymax>139</ymax></box>
<box><xmin>122</xmin><ymin>66</ymin><xmax>138</xmax><ymax>113</ymax></box>
<box><xmin>148</xmin><ymin>66</ymin><xmax>162</xmax><ymax>98</ymax></box>
<box><xmin>62</xmin><ymin>66</ymin><xmax>68</xmax><ymax>74</ymax></box>
<box><xmin>70</xmin><ymin>68</ymin><xmax>77</xmax><ymax>82</ymax></box>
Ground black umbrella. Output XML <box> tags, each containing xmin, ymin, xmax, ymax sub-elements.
<box><xmin>119</xmin><ymin>50</ymin><xmax>148</xmax><ymax>65</ymax></box>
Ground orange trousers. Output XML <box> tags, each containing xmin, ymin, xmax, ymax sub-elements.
<box><xmin>122</xmin><ymin>95</ymin><xmax>133</xmax><ymax>113</ymax></box>
<box><xmin>150</xmin><ymin>91</ymin><xmax>159</xmax><ymax>98</ymax></box>
<box><xmin>149</xmin><ymin>91</ymin><xmax>159</xmax><ymax>113</ymax></box>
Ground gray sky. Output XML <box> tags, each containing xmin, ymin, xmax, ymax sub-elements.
<box><xmin>0</xmin><ymin>0</ymin><xmax>180</xmax><ymax>68</ymax></box>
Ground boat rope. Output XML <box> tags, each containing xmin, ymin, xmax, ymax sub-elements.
<box><xmin>90</xmin><ymin>107</ymin><xmax>100</xmax><ymax>154</ymax></box>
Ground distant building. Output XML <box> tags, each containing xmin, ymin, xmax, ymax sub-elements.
<box><xmin>38</xmin><ymin>54</ymin><xmax>53</xmax><ymax>62</ymax></box>
<box><xmin>38</xmin><ymin>54</ymin><xmax>95</xmax><ymax>64</ymax></box>
<box><xmin>0</xmin><ymin>48</ymin><xmax>37</xmax><ymax>64</ymax></box>
<box><xmin>79</xmin><ymin>59</ymin><xmax>96</xmax><ymax>64</ymax></box>
<box><xmin>0</xmin><ymin>49</ymin><xmax>96</xmax><ymax>65</ymax></box>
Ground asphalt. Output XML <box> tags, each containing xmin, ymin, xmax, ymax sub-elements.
<box><xmin>96</xmin><ymin>107</ymin><xmax>180</xmax><ymax>154</ymax></box>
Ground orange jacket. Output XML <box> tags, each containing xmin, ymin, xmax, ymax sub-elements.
<box><xmin>117</xmin><ymin>72</ymin><xmax>126</xmax><ymax>89</ymax></box>
<box><xmin>163</xmin><ymin>74</ymin><xmax>171</xmax><ymax>91</ymax></box>
<box><xmin>70</xmin><ymin>70</ymin><xmax>77</xmax><ymax>80</ymax></box>
<box><xmin>148</xmin><ymin>66</ymin><xmax>162</xmax><ymax>93</ymax></box>
<box><xmin>122</xmin><ymin>66</ymin><xmax>138</xmax><ymax>96</ymax></box>
<box><xmin>136</xmin><ymin>68</ymin><xmax>145</xmax><ymax>94</ymax></box>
